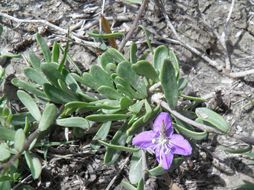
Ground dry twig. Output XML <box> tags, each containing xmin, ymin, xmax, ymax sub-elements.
<box><xmin>155</xmin><ymin>0</ymin><xmax>254</xmax><ymax>78</ymax></box>
<box><xmin>118</xmin><ymin>0</ymin><xmax>149</xmax><ymax>52</ymax></box>
<box><xmin>0</xmin><ymin>12</ymin><xmax>100</xmax><ymax>48</ymax></box>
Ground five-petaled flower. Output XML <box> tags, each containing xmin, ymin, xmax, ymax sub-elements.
<box><xmin>132</xmin><ymin>112</ymin><xmax>192</xmax><ymax>170</ymax></box>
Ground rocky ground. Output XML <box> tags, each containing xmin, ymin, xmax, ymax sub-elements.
<box><xmin>0</xmin><ymin>0</ymin><xmax>254</xmax><ymax>189</ymax></box>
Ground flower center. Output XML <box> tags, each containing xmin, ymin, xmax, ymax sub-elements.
<box><xmin>152</xmin><ymin>135</ymin><xmax>173</xmax><ymax>154</ymax></box>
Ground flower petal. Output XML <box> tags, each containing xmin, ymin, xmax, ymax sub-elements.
<box><xmin>132</xmin><ymin>131</ymin><xmax>156</xmax><ymax>150</ymax></box>
<box><xmin>155</xmin><ymin>147</ymin><xmax>174</xmax><ymax>170</ymax></box>
<box><xmin>153</xmin><ymin>112</ymin><xmax>173</xmax><ymax>136</ymax></box>
<box><xmin>171</xmin><ymin>134</ymin><xmax>192</xmax><ymax>156</ymax></box>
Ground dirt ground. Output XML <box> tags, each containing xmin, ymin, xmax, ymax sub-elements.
<box><xmin>0</xmin><ymin>0</ymin><xmax>254</xmax><ymax>189</ymax></box>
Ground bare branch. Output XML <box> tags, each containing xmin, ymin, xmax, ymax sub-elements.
<box><xmin>118</xmin><ymin>0</ymin><xmax>149</xmax><ymax>52</ymax></box>
<box><xmin>0</xmin><ymin>12</ymin><xmax>100</xmax><ymax>48</ymax></box>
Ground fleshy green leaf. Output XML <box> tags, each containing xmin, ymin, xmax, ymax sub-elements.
<box><xmin>56</xmin><ymin>117</ymin><xmax>91</xmax><ymax>129</ymax></box>
<box><xmin>178</xmin><ymin>78</ymin><xmax>188</xmax><ymax>91</ymax></box>
<box><xmin>24</xmin><ymin>68</ymin><xmax>48</xmax><ymax>85</ymax></box>
<box><xmin>0</xmin><ymin>181</ymin><xmax>11</xmax><ymax>190</ymax></box>
<box><xmin>104</xmin><ymin>124</ymin><xmax>129</xmax><ymax>164</ymax></box>
<box><xmin>91</xmin><ymin>121</ymin><xmax>111</xmax><ymax>150</ymax></box>
<box><xmin>160</xmin><ymin>58</ymin><xmax>178</xmax><ymax>108</ymax></box>
<box><xmin>132</xmin><ymin>60</ymin><xmax>158</xmax><ymax>81</ymax></box>
<box><xmin>174</xmin><ymin>121</ymin><xmax>207</xmax><ymax>140</ymax></box>
<box><xmin>14</xmin><ymin>129</ymin><xmax>26</xmax><ymax>152</ymax></box>
<box><xmin>120</xmin><ymin>179</ymin><xmax>137</xmax><ymax>190</ymax></box>
<box><xmin>148</xmin><ymin>165</ymin><xmax>166</xmax><ymax>176</ymax></box>
<box><xmin>129</xmin><ymin>100</ymin><xmax>144</xmax><ymax>113</ymax></box>
<box><xmin>51</xmin><ymin>42</ymin><xmax>60</xmax><ymax>63</ymax></box>
<box><xmin>130</xmin><ymin>42</ymin><xmax>137</xmax><ymax>64</ymax></box>
<box><xmin>43</xmin><ymin>83</ymin><xmax>78</xmax><ymax>104</ymax></box>
<box><xmin>82</xmin><ymin>65</ymin><xmax>114</xmax><ymax>90</ymax></box>
<box><xmin>98</xmin><ymin>86</ymin><xmax>121</xmax><ymax>99</ymax></box>
<box><xmin>117</xmin><ymin>61</ymin><xmax>147</xmax><ymax>99</ymax></box>
<box><xmin>107</xmin><ymin>48</ymin><xmax>127</xmax><ymax>63</ymax></box>
<box><xmin>129</xmin><ymin>150</ymin><xmax>143</xmax><ymax>184</ymax></box>
<box><xmin>195</xmin><ymin>108</ymin><xmax>229</xmax><ymax>133</ymax></box>
<box><xmin>0</xmin><ymin>143</ymin><xmax>11</xmax><ymax>161</ymax></box>
<box><xmin>38</xmin><ymin>103</ymin><xmax>57</xmax><ymax>131</ymax></box>
<box><xmin>24</xmin><ymin>152</ymin><xmax>42</xmax><ymax>179</ymax></box>
<box><xmin>17</xmin><ymin>90</ymin><xmax>41</xmax><ymax>121</ymax></box>
<box><xmin>98</xmin><ymin>140</ymin><xmax>138</xmax><ymax>152</ymax></box>
<box><xmin>0</xmin><ymin>127</ymin><xmax>16</xmax><ymax>141</ymax></box>
<box><xmin>168</xmin><ymin>49</ymin><xmax>180</xmax><ymax>78</ymax></box>
<box><xmin>41</xmin><ymin>63</ymin><xmax>64</xmax><ymax>87</ymax></box>
<box><xmin>86</xmin><ymin>114</ymin><xmax>129</xmax><ymax>122</ymax></box>
<box><xmin>153</xmin><ymin>45</ymin><xmax>168</xmax><ymax>72</ymax></box>
<box><xmin>28</xmin><ymin>52</ymin><xmax>41</xmax><ymax>70</ymax></box>
<box><xmin>35</xmin><ymin>33</ymin><xmax>51</xmax><ymax>63</ymax></box>
<box><xmin>224</xmin><ymin>144</ymin><xmax>252</xmax><ymax>154</ymax></box>
<box><xmin>137</xmin><ymin>179</ymin><xmax>144</xmax><ymax>190</ymax></box>
<box><xmin>11</xmin><ymin>78</ymin><xmax>47</xmax><ymax>99</ymax></box>
<box><xmin>11</xmin><ymin>112</ymin><xmax>35</xmax><ymax>126</ymax></box>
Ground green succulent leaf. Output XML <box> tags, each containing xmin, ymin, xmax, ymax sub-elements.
<box><xmin>168</xmin><ymin>49</ymin><xmax>180</xmax><ymax>79</ymax></box>
<box><xmin>41</xmin><ymin>63</ymin><xmax>65</xmax><ymax>87</ymax></box>
<box><xmin>43</xmin><ymin>83</ymin><xmax>78</xmax><ymax>104</ymax></box>
<box><xmin>51</xmin><ymin>42</ymin><xmax>60</xmax><ymax>63</ymax></box>
<box><xmin>224</xmin><ymin>144</ymin><xmax>252</xmax><ymax>154</ymax></box>
<box><xmin>0</xmin><ymin>181</ymin><xmax>11</xmax><ymax>190</ymax></box>
<box><xmin>35</xmin><ymin>33</ymin><xmax>51</xmax><ymax>63</ymax></box>
<box><xmin>120</xmin><ymin>179</ymin><xmax>137</xmax><ymax>190</ymax></box>
<box><xmin>117</xmin><ymin>61</ymin><xmax>147</xmax><ymax>99</ymax></box>
<box><xmin>104</xmin><ymin>124</ymin><xmax>129</xmax><ymax>164</ymax></box>
<box><xmin>24</xmin><ymin>68</ymin><xmax>49</xmax><ymax>85</ymax></box>
<box><xmin>17</xmin><ymin>90</ymin><xmax>41</xmax><ymax>121</ymax></box>
<box><xmin>24</xmin><ymin>152</ymin><xmax>42</xmax><ymax>179</ymax></box>
<box><xmin>38</xmin><ymin>103</ymin><xmax>57</xmax><ymax>131</ymax></box>
<box><xmin>91</xmin><ymin>121</ymin><xmax>111</xmax><ymax>150</ymax></box>
<box><xmin>130</xmin><ymin>42</ymin><xmax>138</xmax><ymax>64</ymax></box>
<box><xmin>98</xmin><ymin>86</ymin><xmax>121</xmax><ymax>99</ymax></box>
<box><xmin>137</xmin><ymin>179</ymin><xmax>144</xmax><ymax>190</ymax></box>
<box><xmin>153</xmin><ymin>45</ymin><xmax>169</xmax><ymax>72</ymax></box>
<box><xmin>98</xmin><ymin>140</ymin><xmax>138</xmax><ymax>152</ymax></box>
<box><xmin>195</xmin><ymin>108</ymin><xmax>229</xmax><ymax>133</ymax></box>
<box><xmin>0</xmin><ymin>143</ymin><xmax>11</xmax><ymax>161</ymax></box>
<box><xmin>14</xmin><ymin>129</ymin><xmax>26</xmax><ymax>152</ymax></box>
<box><xmin>28</xmin><ymin>52</ymin><xmax>41</xmax><ymax>70</ymax></box>
<box><xmin>174</xmin><ymin>121</ymin><xmax>207</xmax><ymax>140</ymax></box>
<box><xmin>160</xmin><ymin>58</ymin><xmax>178</xmax><ymax>108</ymax></box>
<box><xmin>11</xmin><ymin>78</ymin><xmax>47</xmax><ymax>99</ymax></box>
<box><xmin>0</xmin><ymin>127</ymin><xmax>16</xmax><ymax>141</ymax></box>
<box><xmin>56</xmin><ymin>117</ymin><xmax>91</xmax><ymax>129</ymax></box>
<box><xmin>132</xmin><ymin>60</ymin><xmax>158</xmax><ymax>81</ymax></box>
<box><xmin>178</xmin><ymin>78</ymin><xmax>188</xmax><ymax>91</ymax></box>
<box><xmin>129</xmin><ymin>150</ymin><xmax>143</xmax><ymax>184</ymax></box>
<box><xmin>86</xmin><ymin>114</ymin><xmax>129</xmax><ymax>122</ymax></box>
<box><xmin>148</xmin><ymin>165</ymin><xmax>167</xmax><ymax>176</ymax></box>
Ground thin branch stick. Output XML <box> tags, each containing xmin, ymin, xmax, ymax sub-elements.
<box><xmin>228</xmin><ymin>69</ymin><xmax>254</xmax><ymax>78</ymax></box>
<box><xmin>156</xmin><ymin>1</ymin><xmax>253</xmax><ymax>78</ymax></box>
<box><xmin>151</xmin><ymin>93</ymin><xmax>221</xmax><ymax>133</ymax></box>
<box><xmin>155</xmin><ymin>0</ymin><xmax>223</xmax><ymax>71</ymax></box>
<box><xmin>0</xmin><ymin>12</ymin><xmax>100</xmax><ymax>48</ymax></box>
<box><xmin>118</xmin><ymin>0</ymin><xmax>149</xmax><ymax>52</ymax></box>
<box><xmin>221</xmin><ymin>0</ymin><xmax>235</xmax><ymax>70</ymax></box>
<box><xmin>105</xmin><ymin>156</ymin><xmax>130</xmax><ymax>190</ymax></box>
<box><xmin>160</xmin><ymin>37</ymin><xmax>254</xmax><ymax>78</ymax></box>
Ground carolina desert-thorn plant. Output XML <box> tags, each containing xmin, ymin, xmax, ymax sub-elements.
<box><xmin>0</xmin><ymin>33</ymin><xmax>234</xmax><ymax>189</ymax></box>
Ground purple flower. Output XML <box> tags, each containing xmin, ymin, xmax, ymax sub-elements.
<box><xmin>132</xmin><ymin>112</ymin><xmax>192</xmax><ymax>170</ymax></box>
